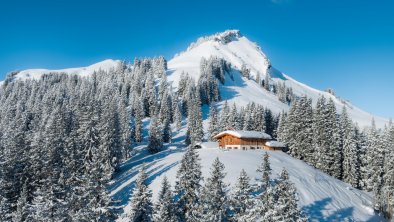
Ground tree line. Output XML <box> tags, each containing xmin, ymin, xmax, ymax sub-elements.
<box><xmin>277</xmin><ymin>95</ymin><xmax>394</xmax><ymax>219</ymax></box>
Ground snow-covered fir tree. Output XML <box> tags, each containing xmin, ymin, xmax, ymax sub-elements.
<box><xmin>185</xmin><ymin>89</ymin><xmax>204</xmax><ymax>146</ymax></box>
<box><xmin>201</xmin><ymin>157</ymin><xmax>229</xmax><ymax>221</ymax></box>
<box><xmin>231</xmin><ymin>169</ymin><xmax>254</xmax><ymax>220</ymax></box>
<box><xmin>266</xmin><ymin>169</ymin><xmax>306</xmax><ymax>222</ymax></box>
<box><xmin>147</xmin><ymin>117</ymin><xmax>163</xmax><ymax>154</ymax></box>
<box><xmin>174</xmin><ymin>146</ymin><xmax>203</xmax><ymax>222</ymax></box>
<box><xmin>127</xmin><ymin>168</ymin><xmax>153</xmax><ymax>222</ymax></box>
<box><xmin>208</xmin><ymin>104</ymin><xmax>219</xmax><ymax>141</ymax></box>
<box><xmin>154</xmin><ymin>176</ymin><xmax>177</xmax><ymax>222</ymax></box>
<box><xmin>257</xmin><ymin>152</ymin><xmax>272</xmax><ymax>191</ymax></box>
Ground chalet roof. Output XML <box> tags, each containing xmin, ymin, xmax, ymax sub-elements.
<box><xmin>265</xmin><ymin>140</ymin><xmax>286</xmax><ymax>148</ymax></box>
<box><xmin>214</xmin><ymin>130</ymin><xmax>272</xmax><ymax>140</ymax></box>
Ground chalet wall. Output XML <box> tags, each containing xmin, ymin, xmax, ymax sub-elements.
<box><xmin>217</xmin><ymin>133</ymin><xmax>282</xmax><ymax>151</ymax></box>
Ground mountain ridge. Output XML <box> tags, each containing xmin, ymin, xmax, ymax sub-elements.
<box><xmin>1</xmin><ymin>30</ymin><xmax>389</xmax><ymax>128</ymax></box>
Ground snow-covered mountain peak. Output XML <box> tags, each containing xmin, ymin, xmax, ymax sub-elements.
<box><xmin>168</xmin><ymin>30</ymin><xmax>389</xmax><ymax>128</ymax></box>
<box><xmin>169</xmin><ymin>30</ymin><xmax>271</xmax><ymax>84</ymax></box>
<box><xmin>187</xmin><ymin>29</ymin><xmax>243</xmax><ymax>51</ymax></box>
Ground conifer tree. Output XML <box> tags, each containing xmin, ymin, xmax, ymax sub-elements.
<box><xmin>148</xmin><ymin>117</ymin><xmax>163</xmax><ymax>154</ymax></box>
<box><xmin>342</xmin><ymin>126</ymin><xmax>361</xmax><ymax>188</ymax></box>
<box><xmin>219</xmin><ymin>101</ymin><xmax>230</xmax><ymax>131</ymax></box>
<box><xmin>134</xmin><ymin>96</ymin><xmax>144</xmax><ymax>143</ymax></box>
<box><xmin>173</xmin><ymin>95</ymin><xmax>182</xmax><ymax>130</ymax></box>
<box><xmin>231</xmin><ymin>169</ymin><xmax>254</xmax><ymax>220</ymax></box>
<box><xmin>154</xmin><ymin>176</ymin><xmax>177</xmax><ymax>222</ymax></box>
<box><xmin>201</xmin><ymin>158</ymin><xmax>229</xmax><ymax>221</ymax></box>
<box><xmin>208</xmin><ymin>105</ymin><xmax>219</xmax><ymax>141</ymax></box>
<box><xmin>174</xmin><ymin>146</ymin><xmax>203</xmax><ymax>222</ymax></box>
<box><xmin>257</xmin><ymin>152</ymin><xmax>272</xmax><ymax>191</ymax></box>
<box><xmin>12</xmin><ymin>181</ymin><xmax>29</xmax><ymax>222</ymax></box>
<box><xmin>185</xmin><ymin>92</ymin><xmax>203</xmax><ymax>146</ymax></box>
<box><xmin>128</xmin><ymin>168</ymin><xmax>153</xmax><ymax>222</ymax></box>
<box><xmin>268</xmin><ymin>169</ymin><xmax>305</xmax><ymax>222</ymax></box>
<box><xmin>264</xmin><ymin>73</ymin><xmax>270</xmax><ymax>91</ymax></box>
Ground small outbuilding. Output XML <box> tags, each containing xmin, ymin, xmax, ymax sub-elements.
<box><xmin>263</xmin><ymin>140</ymin><xmax>286</xmax><ymax>151</ymax></box>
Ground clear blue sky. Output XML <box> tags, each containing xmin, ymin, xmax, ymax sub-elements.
<box><xmin>1</xmin><ymin>0</ymin><xmax>393</xmax><ymax>118</ymax></box>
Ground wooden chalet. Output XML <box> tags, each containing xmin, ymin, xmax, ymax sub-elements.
<box><xmin>213</xmin><ymin>130</ymin><xmax>285</xmax><ymax>151</ymax></box>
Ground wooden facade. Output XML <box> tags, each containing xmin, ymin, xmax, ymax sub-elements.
<box><xmin>215</xmin><ymin>131</ymin><xmax>284</xmax><ymax>151</ymax></box>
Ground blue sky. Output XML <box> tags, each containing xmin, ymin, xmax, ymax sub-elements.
<box><xmin>1</xmin><ymin>0</ymin><xmax>393</xmax><ymax>118</ymax></box>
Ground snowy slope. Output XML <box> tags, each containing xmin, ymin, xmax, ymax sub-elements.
<box><xmin>2</xmin><ymin>30</ymin><xmax>389</xmax><ymax>127</ymax></box>
<box><xmin>6</xmin><ymin>59</ymin><xmax>121</xmax><ymax>81</ymax></box>
<box><xmin>167</xmin><ymin>30</ymin><xmax>389</xmax><ymax>128</ymax></box>
<box><xmin>110</xmin><ymin>140</ymin><xmax>383</xmax><ymax>221</ymax></box>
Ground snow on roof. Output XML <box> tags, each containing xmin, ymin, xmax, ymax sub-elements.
<box><xmin>265</xmin><ymin>140</ymin><xmax>286</xmax><ymax>148</ymax></box>
<box><xmin>214</xmin><ymin>130</ymin><xmax>272</xmax><ymax>140</ymax></box>
<box><xmin>196</xmin><ymin>142</ymin><xmax>219</xmax><ymax>149</ymax></box>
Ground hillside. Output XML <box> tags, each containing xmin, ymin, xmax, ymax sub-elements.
<box><xmin>110</xmin><ymin>128</ymin><xmax>383</xmax><ymax>222</ymax></box>
<box><xmin>168</xmin><ymin>30</ymin><xmax>388</xmax><ymax>128</ymax></box>
<box><xmin>1</xmin><ymin>30</ymin><xmax>389</xmax><ymax>128</ymax></box>
<box><xmin>3</xmin><ymin>59</ymin><xmax>121</xmax><ymax>82</ymax></box>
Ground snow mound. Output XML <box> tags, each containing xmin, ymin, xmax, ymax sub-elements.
<box><xmin>111</xmin><ymin>148</ymin><xmax>383</xmax><ymax>222</ymax></box>
<box><xmin>9</xmin><ymin>59</ymin><xmax>121</xmax><ymax>81</ymax></box>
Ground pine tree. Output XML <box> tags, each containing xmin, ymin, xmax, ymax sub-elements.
<box><xmin>342</xmin><ymin>126</ymin><xmax>361</xmax><ymax>188</ymax></box>
<box><xmin>228</xmin><ymin>104</ymin><xmax>240</xmax><ymax>130</ymax></box>
<box><xmin>241</xmin><ymin>64</ymin><xmax>250</xmax><ymax>79</ymax></box>
<box><xmin>219</xmin><ymin>101</ymin><xmax>230</xmax><ymax>131</ymax></box>
<box><xmin>148</xmin><ymin>117</ymin><xmax>163</xmax><ymax>154</ymax></box>
<box><xmin>208</xmin><ymin>105</ymin><xmax>219</xmax><ymax>141</ymax></box>
<box><xmin>12</xmin><ymin>181</ymin><xmax>29</xmax><ymax>222</ymax></box>
<box><xmin>173</xmin><ymin>96</ymin><xmax>182</xmax><ymax>130</ymax></box>
<box><xmin>201</xmin><ymin>158</ymin><xmax>229</xmax><ymax>221</ymax></box>
<box><xmin>269</xmin><ymin>169</ymin><xmax>305</xmax><ymax>222</ymax></box>
<box><xmin>382</xmin><ymin>124</ymin><xmax>394</xmax><ymax>217</ymax></box>
<box><xmin>154</xmin><ymin>176</ymin><xmax>177</xmax><ymax>222</ymax></box>
<box><xmin>162</xmin><ymin>118</ymin><xmax>172</xmax><ymax>143</ymax></box>
<box><xmin>128</xmin><ymin>168</ymin><xmax>153</xmax><ymax>222</ymax></box>
<box><xmin>134</xmin><ymin>96</ymin><xmax>144</xmax><ymax>143</ymax></box>
<box><xmin>257</xmin><ymin>152</ymin><xmax>272</xmax><ymax>191</ymax></box>
<box><xmin>313</xmin><ymin>96</ymin><xmax>342</xmax><ymax>179</ymax></box>
<box><xmin>231</xmin><ymin>169</ymin><xmax>254</xmax><ymax>220</ymax></box>
<box><xmin>365</xmin><ymin>120</ymin><xmax>385</xmax><ymax>211</ymax></box>
<box><xmin>185</xmin><ymin>92</ymin><xmax>203</xmax><ymax>146</ymax></box>
<box><xmin>174</xmin><ymin>146</ymin><xmax>203</xmax><ymax>222</ymax></box>
<box><xmin>264</xmin><ymin>73</ymin><xmax>270</xmax><ymax>91</ymax></box>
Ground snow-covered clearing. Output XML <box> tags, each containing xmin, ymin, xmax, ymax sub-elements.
<box><xmin>110</xmin><ymin>130</ymin><xmax>383</xmax><ymax>222</ymax></box>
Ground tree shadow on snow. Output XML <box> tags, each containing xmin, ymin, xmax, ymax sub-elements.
<box><xmin>109</xmin><ymin>142</ymin><xmax>187</xmax><ymax>208</ymax></box>
<box><xmin>302</xmin><ymin>197</ymin><xmax>354</xmax><ymax>222</ymax></box>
